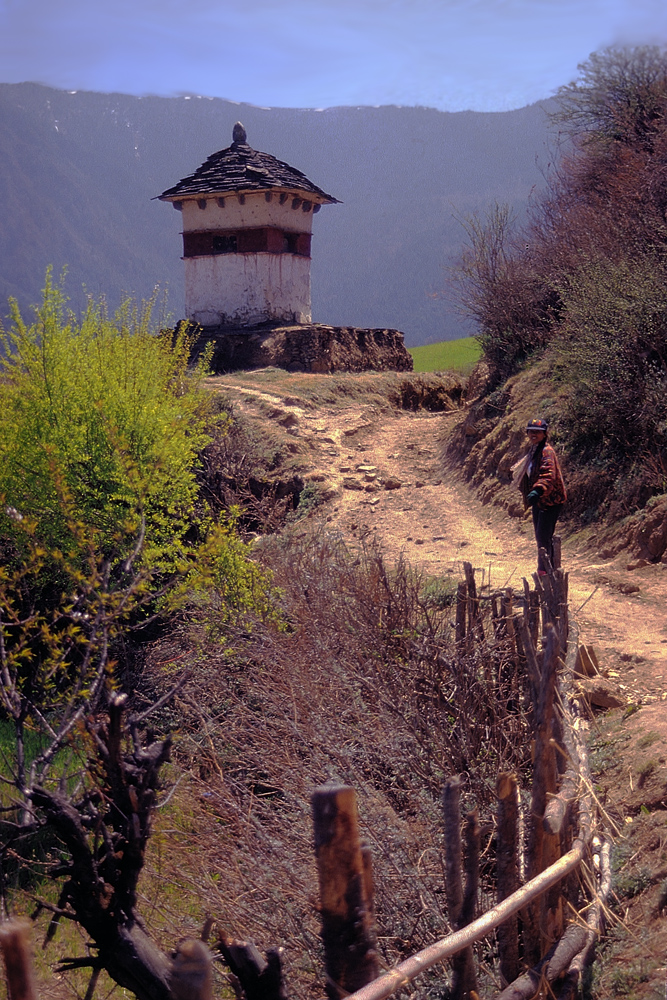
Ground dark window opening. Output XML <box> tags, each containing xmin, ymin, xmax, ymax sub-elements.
<box><xmin>183</xmin><ymin>227</ymin><xmax>311</xmax><ymax>258</ymax></box>
<box><xmin>284</xmin><ymin>232</ymin><xmax>299</xmax><ymax>254</ymax></box>
<box><xmin>212</xmin><ymin>234</ymin><xmax>237</xmax><ymax>254</ymax></box>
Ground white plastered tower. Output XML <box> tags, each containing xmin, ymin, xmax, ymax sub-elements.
<box><xmin>158</xmin><ymin>123</ymin><xmax>338</xmax><ymax>327</ymax></box>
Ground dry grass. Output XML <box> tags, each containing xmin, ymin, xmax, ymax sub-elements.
<box><xmin>137</xmin><ymin>528</ymin><xmax>535</xmax><ymax>1000</ymax></box>
<box><xmin>1</xmin><ymin>371</ymin><xmax>538</xmax><ymax>1000</ymax></box>
<box><xmin>207</xmin><ymin>370</ymin><xmax>464</xmax><ymax>414</ymax></box>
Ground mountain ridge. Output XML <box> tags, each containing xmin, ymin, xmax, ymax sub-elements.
<box><xmin>0</xmin><ymin>83</ymin><xmax>555</xmax><ymax>344</ymax></box>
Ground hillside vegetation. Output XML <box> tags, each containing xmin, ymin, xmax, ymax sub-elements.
<box><xmin>2</xmin><ymin>279</ymin><xmax>667</xmax><ymax>1000</ymax></box>
<box><xmin>0</xmin><ymin>278</ymin><xmax>276</xmax><ymax>912</ymax></box>
<box><xmin>0</xmin><ymin>295</ymin><xmax>510</xmax><ymax>1000</ymax></box>
<box><xmin>455</xmin><ymin>46</ymin><xmax>667</xmax><ymax>557</ymax></box>
<box><xmin>3</xmin><ymin>48</ymin><xmax>667</xmax><ymax>1000</ymax></box>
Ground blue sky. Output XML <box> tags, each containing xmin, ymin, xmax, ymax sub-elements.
<box><xmin>1</xmin><ymin>0</ymin><xmax>667</xmax><ymax>111</ymax></box>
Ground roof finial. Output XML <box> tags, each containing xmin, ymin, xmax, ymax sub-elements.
<box><xmin>232</xmin><ymin>122</ymin><xmax>247</xmax><ymax>144</ymax></box>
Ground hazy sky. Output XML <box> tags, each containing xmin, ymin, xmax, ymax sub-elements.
<box><xmin>1</xmin><ymin>0</ymin><xmax>667</xmax><ymax>111</ymax></box>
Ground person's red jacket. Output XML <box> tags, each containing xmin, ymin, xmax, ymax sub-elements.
<box><xmin>522</xmin><ymin>442</ymin><xmax>567</xmax><ymax>509</ymax></box>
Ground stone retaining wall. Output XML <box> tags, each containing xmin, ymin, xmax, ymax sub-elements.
<box><xmin>191</xmin><ymin>322</ymin><xmax>413</xmax><ymax>373</ymax></box>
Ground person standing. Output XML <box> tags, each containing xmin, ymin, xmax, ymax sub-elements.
<box><xmin>513</xmin><ymin>418</ymin><xmax>567</xmax><ymax>575</ymax></box>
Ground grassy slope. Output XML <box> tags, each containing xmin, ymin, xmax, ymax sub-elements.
<box><xmin>408</xmin><ymin>337</ymin><xmax>481</xmax><ymax>374</ymax></box>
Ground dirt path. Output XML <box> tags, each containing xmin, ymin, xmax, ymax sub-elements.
<box><xmin>213</xmin><ymin>373</ymin><xmax>667</xmax><ymax>993</ymax></box>
<box><xmin>322</xmin><ymin>406</ymin><xmax>667</xmax><ymax>705</ymax></box>
<box><xmin>214</xmin><ymin>373</ymin><xmax>667</xmax><ymax>732</ymax></box>
<box><xmin>215</xmin><ymin>375</ymin><xmax>667</xmax><ymax>712</ymax></box>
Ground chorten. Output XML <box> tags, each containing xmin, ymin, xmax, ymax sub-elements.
<box><xmin>158</xmin><ymin>123</ymin><xmax>338</xmax><ymax>328</ymax></box>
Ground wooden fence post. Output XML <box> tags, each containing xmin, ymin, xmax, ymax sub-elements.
<box><xmin>312</xmin><ymin>785</ymin><xmax>379</xmax><ymax>1000</ymax></box>
<box><xmin>0</xmin><ymin>920</ymin><xmax>37</xmax><ymax>1000</ymax></box>
<box><xmin>528</xmin><ymin>590</ymin><xmax>540</xmax><ymax>649</ymax></box>
<box><xmin>523</xmin><ymin>625</ymin><xmax>563</xmax><ymax>965</ymax></box>
<box><xmin>442</xmin><ymin>777</ymin><xmax>478</xmax><ymax>999</ymax></box>
<box><xmin>461</xmin><ymin>808</ymin><xmax>481</xmax><ymax>946</ymax></box>
<box><xmin>456</xmin><ymin>582</ymin><xmax>467</xmax><ymax>649</ymax></box>
<box><xmin>499</xmin><ymin>589</ymin><xmax>518</xmax><ymax>699</ymax></box>
<box><xmin>517</xmin><ymin>615</ymin><xmax>541</xmax><ymax>723</ymax></box>
<box><xmin>463</xmin><ymin>562</ymin><xmax>485</xmax><ymax>645</ymax></box>
<box><xmin>496</xmin><ymin>774</ymin><xmax>520</xmax><ymax>987</ymax></box>
<box><xmin>556</xmin><ymin>569</ymin><xmax>569</xmax><ymax>657</ymax></box>
<box><xmin>463</xmin><ymin>562</ymin><xmax>477</xmax><ymax>634</ymax></box>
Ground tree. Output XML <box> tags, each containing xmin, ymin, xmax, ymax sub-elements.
<box><xmin>0</xmin><ymin>269</ymin><xmax>279</xmax><ymax>807</ymax></box>
<box><xmin>552</xmin><ymin>257</ymin><xmax>667</xmax><ymax>456</ymax></box>
<box><xmin>457</xmin><ymin>46</ymin><xmax>667</xmax><ymax>518</ymax></box>
<box><xmin>0</xmin><ymin>270</ymin><xmax>213</xmax><ymax>576</ymax></box>
<box><xmin>29</xmin><ymin>695</ymin><xmax>177</xmax><ymax>1000</ymax></box>
<box><xmin>457</xmin><ymin>205</ymin><xmax>556</xmax><ymax>386</ymax></box>
<box><xmin>553</xmin><ymin>46</ymin><xmax>667</xmax><ymax>147</ymax></box>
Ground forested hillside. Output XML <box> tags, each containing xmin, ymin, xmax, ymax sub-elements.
<box><xmin>0</xmin><ymin>83</ymin><xmax>553</xmax><ymax>344</ymax></box>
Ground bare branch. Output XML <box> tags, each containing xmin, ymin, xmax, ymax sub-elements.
<box><xmin>130</xmin><ymin>670</ymin><xmax>191</xmax><ymax>727</ymax></box>
<box><xmin>123</xmin><ymin>515</ymin><xmax>146</xmax><ymax>574</ymax></box>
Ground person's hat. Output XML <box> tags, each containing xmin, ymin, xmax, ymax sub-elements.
<box><xmin>526</xmin><ymin>418</ymin><xmax>548</xmax><ymax>432</ymax></box>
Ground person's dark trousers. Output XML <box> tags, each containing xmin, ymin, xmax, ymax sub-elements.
<box><xmin>532</xmin><ymin>504</ymin><xmax>564</xmax><ymax>573</ymax></box>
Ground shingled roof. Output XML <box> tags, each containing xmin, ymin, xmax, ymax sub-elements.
<box><xmin>158</xmin><ymin>122</ymin><xmax>338</xmax><ymax>203</ymax></box>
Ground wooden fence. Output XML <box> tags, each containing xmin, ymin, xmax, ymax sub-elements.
<box><xmin>0</xmin><ymin>549</ymin><xmax>609</xmax><ymax>1000</ymax></box>
<box><xmin>306</xmin><ymin>553</ymin><xmax>607</xmax><ymax>1000</ymax></box>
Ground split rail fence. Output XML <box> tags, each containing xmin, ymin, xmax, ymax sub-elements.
<box><xmin>0</xmin><ymin>546</ymin><xmax>610</xmax><ymax>1000</ymax></box>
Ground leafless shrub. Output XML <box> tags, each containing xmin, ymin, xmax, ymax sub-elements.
<box><xmin>141</xmin><ymin>529</ymin><xmax>533</xmax><ymax>999</ymax></box>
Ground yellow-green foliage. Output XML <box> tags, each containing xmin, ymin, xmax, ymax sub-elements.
<box><xmin>0</xmin><ymin>271</ymin><xmax>278</xmax><ymax>798</ymax></box>
<box><xmin>409</xmin><ymin>337</ymin><xmax>481</xmax><ymax>374</ymax></box>
<box><xmin>0</xmin><ymin>269</ymin><xmax>212</xmax><ymax>571</ymax></box>
<box><xmin>168</xmin><ymin>517</ymin><xmax>281</xmax><ymax>636</ymax></box>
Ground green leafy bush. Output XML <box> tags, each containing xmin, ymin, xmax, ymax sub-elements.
<box><xmin>167</xmin><ymin>518</ymin><xmax>282</xmax><ymax>637</ymax></box>
<box><xmin>0</xmin><ymin>272</ymin><xmax>278</xmax><ymax>804</ymax></box>
<box><xmin>0</xmin><ymin>270</ymin><xmax>213</xmax><ymax>574</ymax></box>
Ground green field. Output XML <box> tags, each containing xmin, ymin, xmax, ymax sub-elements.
<box><xmin>409</xmin><ymin>336</ymin><xmax>481</xmax><ymax>374</ymax></box>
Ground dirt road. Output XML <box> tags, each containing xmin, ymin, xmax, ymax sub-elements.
<box><xmin>328</xmin><ymin>407</ymin><xmax>667</xmax><ymax>702</ymax></box>
<box><xmin>213</xmin><ymin>375</ymin><xmax>667</xmax><ymax>711</ymax></box>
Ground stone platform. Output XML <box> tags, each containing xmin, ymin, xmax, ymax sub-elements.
<box><xmin>189</xmin><ymin>322</ymin><xmax>413</xmax><ymax>374</ymax></box>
